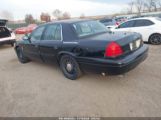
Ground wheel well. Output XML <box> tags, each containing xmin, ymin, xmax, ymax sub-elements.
<box><xmin>57</xmin><ymin>53</ymin><xmax>64</xmax><ymax>62</ymax></box>
<box><xmin>148</xmin><ymin>33</ymin><xmax>161</xmax><ymax>42</ymax></box>
<box><xmin>57</xmin><ymin>53</ymin><xmax>69</xmax><ymax>65</ymax></box>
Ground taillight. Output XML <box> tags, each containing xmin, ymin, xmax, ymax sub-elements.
<box><xmin>105</xmin><ymin>42</ymin><xmax>123</xmax><ymax>58</ymax></box>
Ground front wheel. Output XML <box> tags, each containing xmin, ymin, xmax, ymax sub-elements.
<box><xmin>11</xmin><ymin>43</ymin><xmax>14</xmax><ymax>47</ymax></box>
<box><xmin>149</xmin><ymin>34</ymin><xmax>161</xmax><ymax>45</ymax></box>
<box><xmin>16</xmin><ymin>47</ymin><xmax>30</xmax><ymax>63</ymax></box>
<box><xmin>60</xmin><ymin>55</ymin><xmax>82</xmax><ymax>80</ymax></box>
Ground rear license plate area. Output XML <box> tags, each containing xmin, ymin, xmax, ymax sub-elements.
<box><xmin>129</xmin><ymin>39</ymin><xmax>141</xmax><ymax>51</ymax></box>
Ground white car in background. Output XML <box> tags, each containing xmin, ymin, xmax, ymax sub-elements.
<box><xmin>0</xmin><ymin>19</ymin><xmax>15</xmax><ymax>46</ymax></box>
<box><xmin>111</xmin><ymin>17</ymin><xmax>161</xmax><ymax>45</ymax></box>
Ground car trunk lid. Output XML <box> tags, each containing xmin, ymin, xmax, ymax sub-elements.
<box><xmin>79</xmin><ymin>31</ymin><xmax>143</xmax><ymax>58</ymax></box>
<box><xmin>111</xmin><ymin>32</ymin><xmax>143</xmax><ymax>57</ymax></box>
<box><xmin>0</xmin><ymin>27</ymin><xmax>11</xmax><ymax>39</ymax></box>
<box><xmin>0</xmin><ymin>19</ymin><xmax>7</xmax><ymax>26</ymax></box>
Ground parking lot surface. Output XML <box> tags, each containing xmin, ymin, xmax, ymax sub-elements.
<box><xmin>0</xmin><ymin>35</ymin><xmax>161</xmax><ymax>117</ymax></box>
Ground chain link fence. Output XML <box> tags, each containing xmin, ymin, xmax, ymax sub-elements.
<box><xmin>6</xmin><ymin>22</ymin><xmax>44</xmax><ymax>30</ymax></box>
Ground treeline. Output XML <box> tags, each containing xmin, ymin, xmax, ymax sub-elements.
<box><xmin>25</xmin><ymin>9</ymin><xmax>86</xmax><ymax>24</ymax></box>
<box><xmin>127</xmin><ymin>0</ymin><xmax>161</xmax><ymax>15</ymax></box>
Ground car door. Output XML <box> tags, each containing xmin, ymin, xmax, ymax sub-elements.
<box><xmin>23</xmin><ymin>25</ymin><xmax>45</xmax><ymax>61</ymax></box>
<box><xmin>39</xmin><ymin>24</ymin><xmax>63</xmax><ymax>63</ymax></box>
<box><xmin>129</xmin><ymin>19</ymin><xmax>155</xmax><ymax>41</ymax></box>
<box><xmin>113</xmin><ymin>20</ymin><xmax>135</xmax><ymax>32</ymax></box>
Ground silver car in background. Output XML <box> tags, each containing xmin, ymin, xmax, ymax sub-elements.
<box><xmin>0</xmin><ymin>19</ymin><xmax>16</xmax><ymax>46</ymax></box>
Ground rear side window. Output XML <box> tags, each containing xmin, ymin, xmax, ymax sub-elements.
<box><xmin>118</xmin><ymin>20</ymin><xmax>135</xmax><ymax>28</ymax></box>
<box><xmin>30</xmin><ymin>26</ymin><xmax>45</xmax><ymax>41</ymax></box>
<box><xmin>43</xmin><ymin>24</ymin><xmax>62</xmax><ymax>40</ymax></box>
<box><xmin>144</xmin><ymin>20</ymin><xmax>154</xmax><ymax>26</ymax></box>
<box><xmin>134</xmin><ymin>20</ymin><xmax>154</xmax><ymax>27</ymax></box>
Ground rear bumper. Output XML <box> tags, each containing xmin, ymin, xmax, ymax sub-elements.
<box><xmin>0</xmin><ymin>39</ymin><xmax>16</xmax><ymax>46</ymax></box>
<box><xmin>78</xmin><ymin>45</ymin><xmax>148</xmax><ymax>74</ymax></box>
<box><xmin>15</xmin><ymin>31</ymin><xmax>26</xmax><ymax>34</ymax></box>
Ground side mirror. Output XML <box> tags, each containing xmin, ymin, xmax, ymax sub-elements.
<box><xmin>23</xmin><ymin>33</ymin><xmax>31</xmax><ymax>42</ymax></box>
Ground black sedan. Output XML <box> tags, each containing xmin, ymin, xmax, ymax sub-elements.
<box><xmin>15</xmin><ymin>19</ymin><xmax>148</xmax><ymax>80</ymax></box>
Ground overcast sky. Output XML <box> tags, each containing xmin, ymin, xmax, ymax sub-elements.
<box><xmin>0</xmin><ymin>0</ymin><xmax>131</xmax><ymax>20</ymax></box>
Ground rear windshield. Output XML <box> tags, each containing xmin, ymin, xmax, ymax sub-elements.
<box><xmin>73</xmin><ymin>21</ymin><xmax>108</xmax><ymax>37</ymax></box>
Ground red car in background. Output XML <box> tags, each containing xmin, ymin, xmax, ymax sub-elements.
<box><xmin>15</xmin><ymin>24</ymin><xmax>37</xmax><ymax>34</ymax></box>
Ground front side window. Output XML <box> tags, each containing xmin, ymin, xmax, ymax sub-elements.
<box><xmin>30</xmin><ymin>26</ymin><xmax>45</xmax><ymax>41</ymax></box>
<box><xmin>73</xmin><ymin>21</ymin><xmax>108</xmax><ymax>37</ymax></box>
<box><xmin>43</xmin><ymin>24</ymin><xmax>61</xmax><ymax>40</ymax></box>
<box><xmin>118</xmin><ymin>20</ymin><xmax>135</xmax><ymax>28</ymax></box>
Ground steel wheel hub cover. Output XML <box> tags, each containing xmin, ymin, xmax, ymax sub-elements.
<box><xmin>66</xmin><ymin>63</ymin><xmax>73</xmax><ymax>72</ymax></box>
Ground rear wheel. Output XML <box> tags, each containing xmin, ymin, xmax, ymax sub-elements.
<box><xmin>60</xmin><ymin>55</ymin><xmax>82</xmax><ymax>80</ymax></box>
<box><xmin>16</xmin><ymin>47</ymin><xmax>30</xmax><ymax>63</ymax></box>
<box><xmin>149</xmin><ymin>34</ymin><xmax>161</xmax><ymax>45</ymax></box>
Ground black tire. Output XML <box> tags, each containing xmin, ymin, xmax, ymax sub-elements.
<box><xmin>149</xmin><ymin>34</ymin><xmax>161</xmax><ymax>45</ymax></box>
<box><xmin>60</xmin><ymin>55</ymin><xmax>82</xmax><ymax>80</ymax></box>
<box><xmin>16</xmin><ymin>47</ymin><xmax>30</xmax><ymax>64</ymax></box>
<box><xmin>11</xmin><ymin>43</ymin><xmax>14</xmax><ymax>47</ymax></box>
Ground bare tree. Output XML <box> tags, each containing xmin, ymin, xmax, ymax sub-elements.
<box><xmin>144</xmin><ymin>0</ymin><xmax>152</xmax><ymax>12</ymax></box>
<box><xmin>158</xmin><ymin>0</ymin><xmax>161</xmax><ymax>10</ymax></box>
<box><xmin>144</xmin><ymin>0</ymin><xmax>157</xmax><ymax>12</ymax></box>
<box><xmin>80</xmin><ymin>13</ymin><xmax>86</xmax><ymax>19</ymax></box>
<box><xmin>134</xmin><ymin>0</ymin><xmax>145</xmax><ymax>15</ymax></box>
<box><xmin>52</xmin><ymin>9</ymin><xmax>62</xmax><ymax>20</ymax></box>
<box><xmin>125</xmin><ymin>0</ymin><xmax>159</xmax><ymax>15</ymax></box>
<box><xmin>128</xmin><ymin>1</ymin><xmax>135</xmax><ymax>14</ymax></box>
<box><xmin>62</xmin><ymin>12</ymin><xmax>71</xmax><ymax>19</ymax></box>
<box><xmin>40</xmin><ymin>12</ymin><xmax>51</xmax><ymax>22</ymax></box>
<box><xmin>25</xmin><ymin>14</ymin><xmax>35</xmax><ymax>24</ymax></box>
<box><xmin>0</xmin><ymin>10</ymin><xmax>14</xmax><ymax>21</ymax></box>
<box><xmin>152</xmin><ymin>0</ymin><xmax>157</xmax><ymax>11</ymax></box>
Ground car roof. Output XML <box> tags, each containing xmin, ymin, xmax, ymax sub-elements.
<box><xmin>37</xmin><ymin>19</ymin><xmax>93</xmax><ymax>28</ymax></box>
<box><xmin>46</xmin><ymin>19</ymin><xmax>91</xmax><ymax>25</ymax></box>
<box><xmin>130</xmin><ymin>17</ymin><xmax>157</xmax><ymax>21</ymax></box>
<box><xmin>100</xmin><ymin>17</ymin><xmax>113</xmax><ymax>19</ymax></box>
<box><xmin>119</xmin><ymin>17</ymin><xmax>159</xmax><ymax>25</ymax></box>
